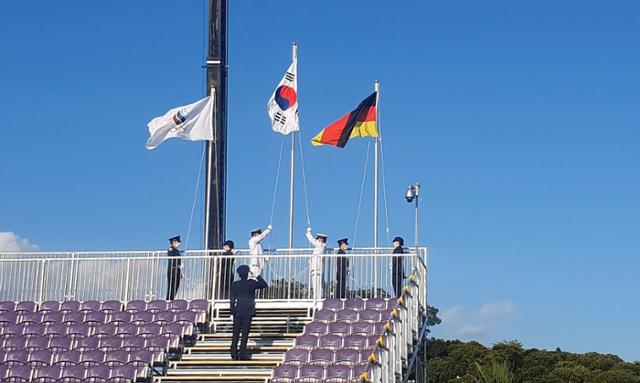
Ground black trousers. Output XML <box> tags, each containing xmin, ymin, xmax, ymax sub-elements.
<box><xmin>166</xmin><ymin>269</ymin><xmax>181</xmax><ymax>300</ymax></box>
<box><xmin>392</xmin><ymin>257</ymin><xmax>404</xmax><ymax>297</ymax></box>
<box><xmin>336</xmin><ymin>257</ymin><xmax>348</xmax><ymax>298</ymax></box>
<box><xmin>216</xmin><ymin>258</ymin><xmax>235</xmax><ymax>299</ymax></box>
<box><xmin>230</xmin><ymin>313</ymin><xmax>253</xmax><ymax>359</ymax></box>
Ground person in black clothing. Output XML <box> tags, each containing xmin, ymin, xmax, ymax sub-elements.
<box><xmin>335</xmin><ymin>238</ymin><xmax>349</xmax><ymax>299</ymax></box>
<box><xmin>166</xmin><ymin>236</ymin><xmax>182</xmax><ymax>300</ymax></box>
<box><xmin>216</xmin><ymin>240</ymin><xmax>236</xmax><ymax>299</ymax></box>
<box><xmin>392</xmin><ymin>236</ymin><xmax>405</xmax><ymax>297</ymax></box>
<box><xmin>229</xmin><ymin>265</ymin><xmax>268</xmax><ymax>360</ymax></box>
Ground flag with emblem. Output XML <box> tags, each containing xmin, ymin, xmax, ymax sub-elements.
<box><xmin>267</xmin><ymin>58</ymin><xmax>299</xmax><ymax>135</ymax></box>
<box><xmin>311</xmin><ymin>92</ymin><xmax>378</xmax><ymax>148</ymax></box>
<box><xmin>145</xmin><ymin>95</ymin><xmax>214</xmax><ymax>150</ymax></box>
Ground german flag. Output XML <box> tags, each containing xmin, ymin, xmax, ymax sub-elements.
<box><xmin>312</xmin><ymin>92</ymin><xmax>378</xmax><ymax>148</ymax></box>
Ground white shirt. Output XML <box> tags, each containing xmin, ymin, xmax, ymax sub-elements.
<box><xmin>306</xmin><ymin>231</ymin><xmax>326</xmax><ymax>255</ymax></box>
<box><xmin>248</xmin><ymin>228</ymin><xmax>271</xmax><ymax>256</ymax></box>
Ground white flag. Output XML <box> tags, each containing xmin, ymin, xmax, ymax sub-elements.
<box><xmin>145</xmin><ymin>95</ymin><xmax>214</xmax><ymax>150</ymax></box>
<box><xmin>267</xmin><ymin>59</ymin><xmax>299</xmax><ymax>135</ymax></box>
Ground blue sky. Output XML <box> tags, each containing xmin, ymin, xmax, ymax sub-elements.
<box><xmin>1</xmin><ymin>1</ymin><xmax>639</xmax><ymax>361</ymax></box>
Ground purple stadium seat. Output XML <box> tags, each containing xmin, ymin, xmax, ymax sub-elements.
<box><xmin>145</xmin><ymin>336</ymin><xmax>170</xmax><ymax>353</ymax></box>
<box><xmin>373</xmin><ymin>322</ymin><xmax>386</xmax><ymax>335</ymax></box>
<box><xmin>352</xmin><ymin>362</ymin><xmax>369</xmax><ymax>381</ymax></box>
<box><xmin>146</xmin><ymin>300</ymin><xmax>167</xmax><ymax>313</ymax></box>
<box><xmin>0</xmin><ymin>301</ymin><xmax>17</xmax><ymax>313</ymax></box>
<box><xmin>283</xmin><ymin>348</ymin><xmax>309</xmax><ymax>366</ymax></box>
<box><xmin>359</xmin><ymin>348</ymin><xmax>376</xmax><ymax>363</ymax></box>
<box><xmin>128</xmin><ymin>349</ymin><xmax>153</xmax><ymax>367</ymax></box>
<box><xmin>298</xmin><ymin>364</ymin><xmax>324</xmax><ymax>383</ymax></box>
<box><xmin>33</xmin><ymin>365</ymin><xmax>62</xmax><ymax>382</ymax></box>
<box><xmin>364</xmin><ymin>298</ymin><xmax>386</xmax><ymax>311</ymax></box>
<box><xmin>160</xmin><ymin>323</ymin><xmax>183</xmax><ymax>338</ymax></box>
<box><xmin>314</xmin><ymin>309</ymin><xmax>335</xmax><ymax>322</ymax></box>
<box><xmin>6</xmin><ymin>365</ymin><xmax>32</xmax><ymax>382</ymax></box>
<box><xmin>93</xmin><ymin>323</ymin><xmax>117</xmax><ymax>337</ymax></box>
<box><xmin>42</xmin><ymin>312</ymin><xmax>63</xmax><ymax>325</ymax></box>
<box><xmin>351</xmin><ymin>322</ymin><xmax>374</xmax><ymax>336</ymax></box>
<box><xmin>24</xmin><ymin>323</ymin><xmax>47</xmax><ymax>338</ymax></box>
<box><xmin>336</xmin><ymin>309</ymin><xmax>358</xmax><ymax>322</ymax></box>
<box><xmin>122</xmin><ymin>336</ymin><xmax>145</xmax><ymax>351</ymax></box>
<box><xmin>108</xmin><ymin>312</ymin><xmax>132</xmax><ymax>325</ymax></box>
<box><xmin>358</xmin><ymin>310</ymin><xmax>381</xmax><ymax>323</ymax></box>
<box><xmin>0</xmin><ymin>365</ymin><xmax>6</xmax><ymax>380</ymax></box>
<box><xmin>44</xmin><ymin>324</ymin><xmax>67</xmax><ymax>337</ymax></box>
<box><xmin>322</xmin><ymin>298</ymin><xmax>344</xmax><ymax>311</ymax></box>
<box><xmin>86</xmin><ymin>364</ymin><xmax>111</xmax><ymax>382</ymax></box>
<box><xmin>19</xmin><ymin>311</ymin><xmax>43</xmax><ymax>325</ymax></box>
<box><xmin>188</xmin><ymin>299</ymin><xmax>209</xmax><ymax>323</ymax></box>
<box><xmin>344</xmin><ymin>298</ymin><xmax>365</xmax><ymax>311</ymax></box>
<box><xmin>99</xmin><ymin>336</ymin><xmax>123</xmax><ymax>352</ymax></box>
<box><xmin>60</xmin><ymin>301</ymin><xmax>81</xmax><ymax>313</ymax></box>
<box><xmin>54</xmin><ymin>350</ymin><xmax>81</xmax><ymax>366</ymax></box>
<box><xmin>328</xmin><ymin>321</ymin><xmax>351</xmax><ymax>335</ymax></box>
<box><xmin>4</xmin><ymin>336</ymin><xmax>28</xmax><ymax>351</ymax></box>
<box><xmin>131</xmin><ymin>311</ymin><xmax>153</xmax><ymax>325</ymax></box>
<box><xmin>0</xmin><ymin>311</ymin><xmax>18</xmax><ymax>325</ymax></box>
<box><xmin>60</xmin><ymin>364</ymin><xmax>86</xmax><ymax>381</ymax></box>
<box><xmin>124</xmin><ymin>300</ymin><xmax>146</xmax><ymax>314</ymax></box>
<box><xmin>309</xmin><ymin>348</ymin><xmax>334</xmax><ymax>366</ymax></box>
<box><xmin>153</xmin><ymin>310</ymin><xmax>175</xmax><ymax>325</ymax></box>
<box><xmin>16</xmin><ymin>301</ymin><xmax>37</xmax><ymax>314</ymax></box>
<box><xmin>38</xmin><ymin>301</ymin><xmax>60</xmax><ymax>313</ymax></box>
<box><xmin>304</xmin><ymin>321</ymin><xmax>328</xmax><ymax>335</ymax></box>
<box><xmin>80</xmin><ymin>349</ymin><xmax>105</xmax><ymax>366</ymax></box>
<box><xmin>116</xmin><ymin>323</ymin><xmax>138</xmax><ymax>337</ymax></box>
<box><xmin>75</xmin><ymin>336</ymin><xmax>100</xmax><ymax>351</ymax></box>
<box><xmin>271</xmin><ymin>364</ymin><xmax>298</xmax><ymax>383</ymax></box>
<box><xmin>28</xmin><ymin>350</ymin><xmax>53</xmax><ymax>366</ymax></box>
<box><xmin>100</xmin><ymin>301</ymin><xmax>122</xmax><ymax>314</ymax></box>
<box><xmin>63</xmin><ymin>311</ymin><xmax>85</xmax><ymax>325</ymax></box>
<box><xmin>48</xmin><ymin>335</ymin><xmax>73</xmax><ymax>351</ymax></box>
<box><xmin>335</xmin><ymin>349</ymin><xmax>360</xmax><ymax>366</ymax></box>
<box><xmin>176</xmin><ymin>310</ymin><xmax>198</xmax><ymax>324</ymax></box>
<box><xmin>2</xmin><ymin>323</ymin><xmax>24</xmax><ymax>337</ymax></box>
<box><xmin>67</xmin><ymin>323</ymin><xmax>91</xmax><ymax>337</ymax></box>
<box><xmin>109</xmin><ymin>364</ymin><xmax>136</xmax><ymax>383</ymax></box>
<box><xmin>84</xmin><ymin>311</ymin><xmax>107</xmax><ymax>325</ymax></box>
<box><xmin>26</xmin><ymin>336</ymin><xmax>49</xmax><ymax>351</ymax></box>
<box><xmin>80</xmin><ymin>301</ymin><xmax>101</xmax><ymax>313</ymax></box>
<box><xmin>104</xmin><ymin>350</ymin><xmax>129</xmax><ymax>366</ymax></box>
<box><xmin>168</xmin><ymin>299</ymin><xmax>188</xmax><ymax>312</ymax></box>
<box><xmin>139</xmin><ymin>323</ymin><xmax>163</xmax><ymax>337</ymax></box>
<box><xmin>0</xmin><ymin>350</ymin><xmax>5</xmax><ymax>363</ymax></box>
<box><xmin>344</xmin><ymin>335</ymin><xmax>367</xmax><ymax>350</ymax></box>
<box><xmin>5</xmin><ymin>350</ymin><xmax>29</xmax><ymax>366</ymax></box>
<box><xmin>367</xmin><ymin>335</ymin><xmax>384</xmax><ymax>348</ymax></box>
<box><xmin>325</xmin><ymin>364</ymin><xmax>352</xmax><ymax>382</ymax></box>
<box><xmin>387</xmin><ymin>298</ymin><xmax>398</xmax><ymax>309</ymax></box>
<box><xmin>319</xmin><ymin>334</ymin><xmax>343</xmax><ymax>350</ymax></box>
<box><xmin>294</xmin><ymin>334</ymin><xmax>318</xmax><ymax>350</ymax></box>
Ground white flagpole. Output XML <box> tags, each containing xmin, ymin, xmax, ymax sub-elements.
<box><xmin>288</xmin><ymin>43</ymin><xmax>298</xmax><ymax>249</ymax></box>
<box><xmin>373</xmin><ymin>80</ymin><xmax>380</xmax><ymax>249</ymax></box>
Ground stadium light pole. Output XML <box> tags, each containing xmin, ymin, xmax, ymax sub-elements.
<box><xmin>405</xmin><ymin>183</ymin><xmax>421</xmax><ymax>251</ymax></box>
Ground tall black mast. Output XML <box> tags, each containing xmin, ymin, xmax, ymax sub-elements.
<box><xmin>204</xmin><ymin>0</ymin><xmax>228</xmax><ymax>250</ymax></box>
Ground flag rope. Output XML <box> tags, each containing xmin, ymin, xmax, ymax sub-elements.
<box><xmin>297</xmin><ymin>128</ymin><xmax>312</xmax><ymax>227</ymax></box>
<box><xmin>268</xmin><ymin>141</ymin><xmax>286</xmax><ymax>248</ymax></box>
<box><xmin>352</xmin><ymin>140</ymin><xmax>372</xmax><ymax>248</ymax></box>
<box><xmin>184</xmin><ymin>143</ymin><xmax>206</xmax><ymax>252</ymax></box>
<box><xmin>378</xmin><ymin>109</ymin><xmax>392</xmax><ymax>245</ymax></box>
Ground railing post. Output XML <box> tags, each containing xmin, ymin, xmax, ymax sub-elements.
<box><xmin>123</xmin><ymin>258</ymin><xmax>131</xmax><ymax>304</ymax></box>
<box><xmin>37</xmin><ymin>259</ymin><xmax>47</xmax><ymax>304</ymax></box>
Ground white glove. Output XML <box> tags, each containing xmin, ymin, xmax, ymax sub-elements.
<box><xmin>306</xmin><ymin>227</ymin><xmax>312</xmax><ymax>233</ymax></box>
<box><xmin>267</xmin><ymin>224</ymin><xmax>273</xmax><ymax>231</ymax></box>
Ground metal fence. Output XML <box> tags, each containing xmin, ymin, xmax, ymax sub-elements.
<box><xmin>0</xmin><ymin>248</ymin><xmax>427</xmax><ymax>311</ymax></box>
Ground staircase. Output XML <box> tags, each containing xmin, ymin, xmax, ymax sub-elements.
<box><xmin>155</xmin><ymin>306</ymin><xmax>312</xmax><ymax>383</ymax></box>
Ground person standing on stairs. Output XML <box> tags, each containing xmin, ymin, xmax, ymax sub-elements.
<box><xmin>229</xmin><ymin>264</ymin><xmax>268</xmax><ymax>360</ymax></box>
<box><xmin>335</xmin><ymin>238</ymin><xmax>349</xmax><ymax>298</ymax></box>
<box><xmin>305</xmin><ymin>227</ymin><xmax>327</xmax><ymax>300</ymax></box>
<box><xmin>166</xmin><ymin>235</ymin><xmax>183</xmax><ymax>300</ymax></box>
<box><xmin>248</xmin><ymin>225</ymin><xmax>272</xmax><ymax>279</ymax></box>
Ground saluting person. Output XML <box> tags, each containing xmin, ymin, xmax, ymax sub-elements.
<box><xmin>166</xmin><ymin>235</ymin><xmax>182</xmax><ymax>300</ymax></box>
<box><xmin>392</xmin><ymin>236</ymin><xmax>405</xmax><ymax>297</ymax></box>
<box><xmin>248</xmin><ymin>225</ymin><xmax>272</xmax><ymax>279</ymax></box>
<box><xmin>229</xmin><ymin>265</ymin><xmax>268</xmax><ymax>360</ymax></box>
<box><xmin>305</xmin><ymin>228</ymin><xmax>327</xmax><ymax>299</ymax></box>
<box><xmin>335</xmin><ymin>238</ymin><xmax>349</xmax><ymax>298</ymax></box>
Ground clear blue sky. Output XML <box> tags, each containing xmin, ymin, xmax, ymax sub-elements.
<box><xmin>1</xmin><ymin>1</ymin><xmax>639</xmax><ymax>361</ymax></box>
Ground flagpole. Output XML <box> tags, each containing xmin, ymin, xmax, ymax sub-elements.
<box><xmin>288</xmin><ymin>42</ymin><xmax>298</xmax><ymax>249</ymax></box>
<box><xmin>373</xmin><ymin>80</ymin><xmax>380</xmax><ymax>249</ymax></box>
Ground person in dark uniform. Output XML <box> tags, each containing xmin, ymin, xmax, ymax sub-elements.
<box><xmin>216</xmin><ymin>240</ymin><xmax>236</xmax><ymax>299</ymax></box>
<box><xmin>335</xmin><ymin>238</ymin><xmax>349</xmax><ymax>299</ymax></box>
<box><xmin>229</xmin><ymin>265</ymin><xmax>268</xmax><ymax>360</ymax></box>
<box><xmin>392</xmin><ymin>236</ymin><xmax>405</xmax><ymax>297</ymax></box>
<box><xmin>166</xmin><ymin>236</ymin><xmax>182</xmax><ymax>300</ymax></box>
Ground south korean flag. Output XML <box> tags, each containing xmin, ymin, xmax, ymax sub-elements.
<box><xmin>267</xmin><ymin>57</ymin><xmax>299</xmax><ymax>135</ymax></box>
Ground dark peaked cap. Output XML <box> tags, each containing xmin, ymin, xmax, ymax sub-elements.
<box><xmin>169</xmin><ymin>236</ymin><xmax>181</xmax><ymax>242</ymax></box>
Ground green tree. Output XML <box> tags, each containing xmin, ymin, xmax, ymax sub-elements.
<box><xmin>475</xmin><ymin>361</ymin><xmax>514</xmax><ymax>383</ymax></box>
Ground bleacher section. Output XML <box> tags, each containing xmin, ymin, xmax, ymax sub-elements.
<box><xmin>0</xmin><ymin>299</ymin><xmax>208</xmax><ymax>382</ymax></box>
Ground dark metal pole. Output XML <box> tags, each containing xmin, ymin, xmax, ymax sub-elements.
<box><xmin>204</xmin><ymin>0</ymin><xmax>228</xmax><ymax>251</ymax></box>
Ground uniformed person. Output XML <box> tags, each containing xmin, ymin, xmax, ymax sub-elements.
<box><xmin>215</xmin><ymin>240</ymin><xmax>236</xmax><ymax>299</ymax></box>
<box><xmin>335</xmin><ymin>238</ymin><xmax>349</xmax><ymax>298</ymax></box>
<box><xmin>392</xmin><ymin>236</ymin><xmax>405</xmax><ymax>297</ymax></box>
<box><xmin>229</xmin><ymin>265</ymin><xmax>268</xmax><ymax>360</ymax></box>
<box><xmin>248</xmin><ymin>225</ymin><xmax>272</xmax><ymax>279</ymax></box>
<box><xmin>166</xmin><ymin>236</ymin><xmax>182</xmax><ymax>300</ymax></box>
<box><xmin>305</xmin><ymin>228</ymin><xmax>327</xmax><ymax>299</ymax></box>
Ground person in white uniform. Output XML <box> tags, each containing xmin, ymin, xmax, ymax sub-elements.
<box><xmin>305</xmin><ymin>228</ymin><xmax>327</xmax><ymax>299</ymax></box>
<box><xmin>248</xmin><ymin>225</ymin><xmax>272</xmax><ymax>279</ymax></box>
